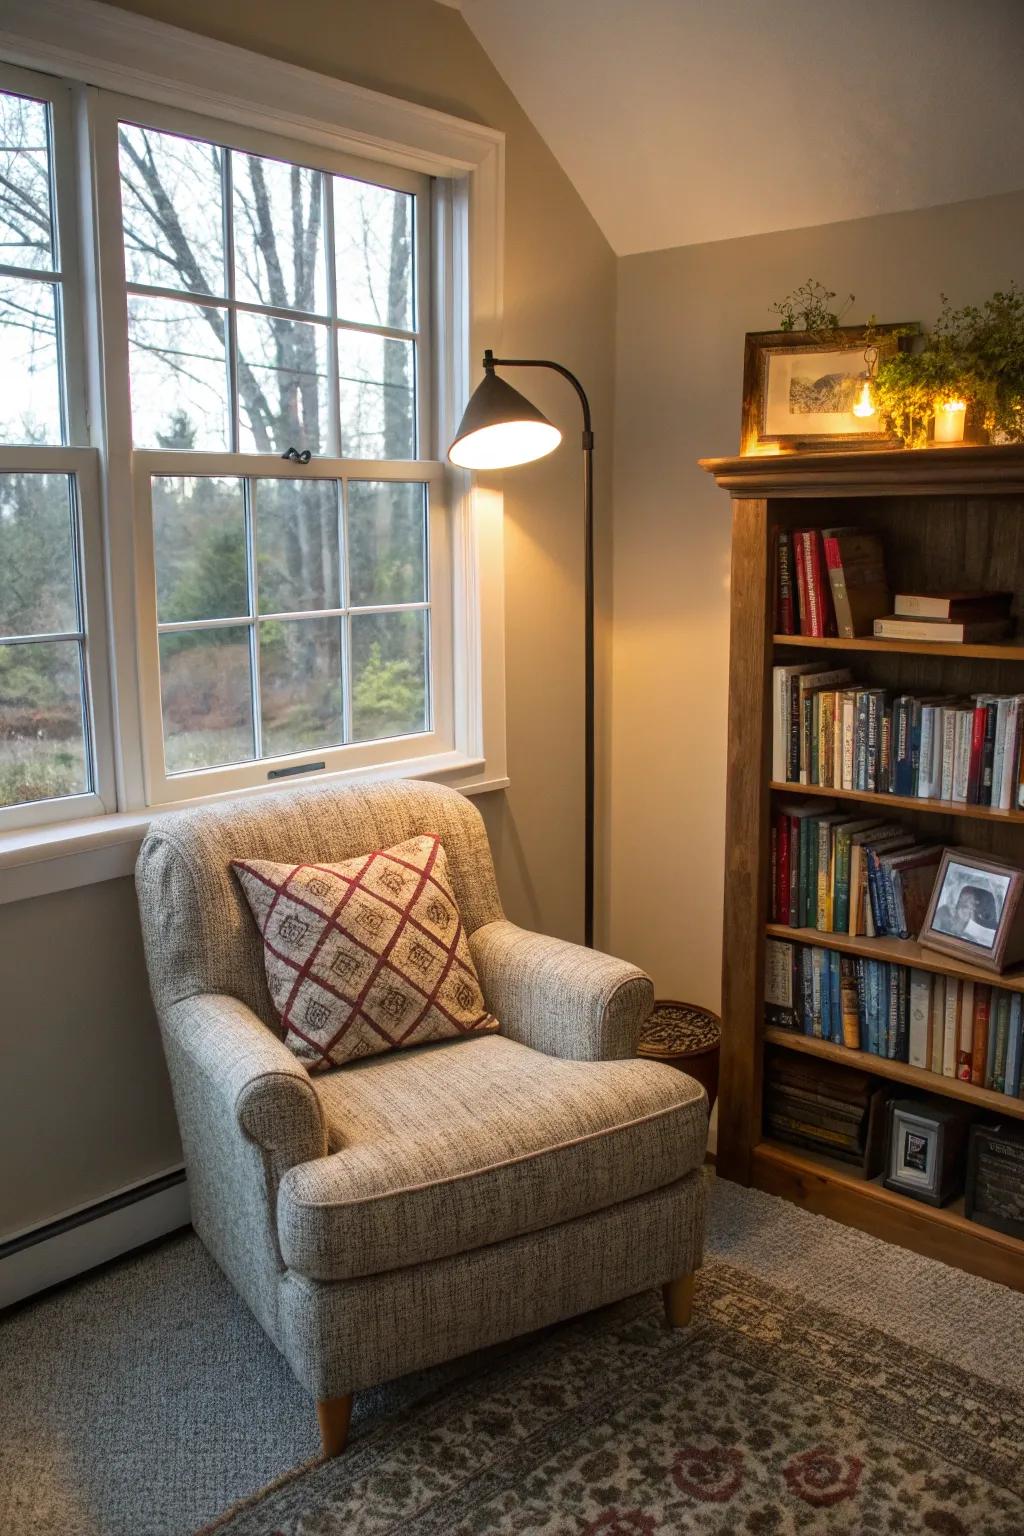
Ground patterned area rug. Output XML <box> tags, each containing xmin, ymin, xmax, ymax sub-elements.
<box><xmin>200</xmin><ymin>1259</ymin><xmax>1024</xmax><ymax>1535</ymax></box>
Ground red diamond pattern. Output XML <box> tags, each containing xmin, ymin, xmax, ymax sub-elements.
<box><xmin>232</xmin><ymin>833</ymin><xmax>498</xmax><ymax>1072</ymax></box>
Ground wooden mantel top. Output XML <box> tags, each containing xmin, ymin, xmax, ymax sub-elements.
<box><xmin>700</xmin><ymin>443</ymin><xmax>1024</xmax><ymax>498</ymax></box>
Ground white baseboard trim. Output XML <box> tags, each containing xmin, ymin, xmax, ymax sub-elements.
<box><xmin>0</xmin><ymin>1170</ymin><xmax>190</xmax><ymax>1310</ymax></box>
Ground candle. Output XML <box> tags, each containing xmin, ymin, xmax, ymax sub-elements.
<box><xmin>933</xmin><ymin>398</ymin><xmax>967</xmax><ymax>444</ymax></box>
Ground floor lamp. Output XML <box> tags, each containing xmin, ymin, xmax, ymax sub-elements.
<box><xmin>448</xmin><ymin>348</ymin><xmax>596</xmax><ymax>948</ymax></box>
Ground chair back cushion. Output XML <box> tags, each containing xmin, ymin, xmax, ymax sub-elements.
<box><xmin>233</xmin><ymin>833</ymin><xmax>498</xmax><ymax>1070</ymax></box>
<box><xmin>135</xmin><ymin>779</ymin><xmax>503</xmax><ymax>1027</ymax></box>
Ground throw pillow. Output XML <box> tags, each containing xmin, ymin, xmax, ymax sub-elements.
<box><xmin>232</xmin><ymin>832</ymin><xmax>498</xmax><ymax>1071</ymax></box>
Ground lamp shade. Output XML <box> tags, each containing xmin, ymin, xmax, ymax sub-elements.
<box><xmin>448</xmin><ymin>369</ymin><xmax>561</xmax><ymax>469</ymax></box>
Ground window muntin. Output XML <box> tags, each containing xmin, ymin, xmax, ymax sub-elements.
<box><xmin>117</xmin><ymin>121</ymin><xmax>420</xmax><ymax>461</ymax></box>
<box><xmin>149</xmin><ymin>469</ymin><xmax>432</xmax><ymax>782</ymax></box>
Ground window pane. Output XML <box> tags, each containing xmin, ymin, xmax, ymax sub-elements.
<box><xmin>0</xmin><ymin>91</ymin><xmax>55</xmax><ymax>273</ymax></box>
<box><xmin>153</xmin><ymin>476</ymin><xmax>247</xmax><ymax>624</ymax></box>
<box><xmin>347</xmin><ymin>481</ymin><xmax>425</xmax><ymax>607</ymax></box>
<box><xmin>0</xmin><ymin>639</ymin><xmax>88</xmax><ymax>807</ymax></box>
<box><xmin>333</xmin><ymin>177</ymin><xmax>414</xmax><ymax>331</ymax></box>
<box><xmin>236</xmin><ymin>312</ymin><xmax>329</xmax><ymax>455</ymax></box>
<box><xmin>233</xmin><ymin>152</ymin><xmax>326</xmax><ymax>315</ymax></box>
<box><xmin>159</xmin><ymin>626</ymin><xmax>254</xmax><ymax>773</ymax></box>
<box><xmin>0</xmin><ymin>472</ymin><xmax>77</xmax><ymax>638</ymax></box>
<box><xmin>0</xmin><ymin>276</ymin><xmax>62</xmax><ymax>444</ymax></box>
<box><xmin>350</xmin><ymin>610</ymin><xmax>427</xmax><ymax>743</ymax></box>
<box><xmin>338</xmin><ymin>332</ymin><xmax>415</xmax><ymax>459</ymax></box>
<box><xmin>254</xmin><ymin>479</ymin><xmax>339</xmax><ymax>615</ymax></box>
<box><xmin>119</xmin><ymin>124</ymin><xmax>225</xmax><ymax>297</ymax></box>
<box><xmin>128</xmin><ymin>294</ymin><xmax>230</xmax><ymax>450</ymax></box>
<box><xmin>259</xmin><ymin>616</ymin><xmax>342</xmax><ymax>757</ymax></box>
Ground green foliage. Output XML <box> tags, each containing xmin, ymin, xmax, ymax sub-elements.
<box><xmin>352</xmin><ymin>642</ymin><xmax>421</xmax><ymax>741</ymax></box>
<box><xmin>873</xmin><ymin>285</ymin><xmax>1024</xmax><ymax>447</ymax></box>
<box><xmin>771</xmin><ymin>279</ymin><xmax>855</xmax><ymax>336</ymax></box>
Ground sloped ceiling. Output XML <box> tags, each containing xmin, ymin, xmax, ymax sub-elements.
<box><xmin>451</xmin><ymin>0</ymin><xmax>1024</xmax><ymax>256</ymax></box>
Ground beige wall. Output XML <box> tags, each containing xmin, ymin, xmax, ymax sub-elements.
<box><xmin>609</xmin><ymin>188</ymin><xmax>1024</xmax><ymax>1013</ymax></box>
<box><xmin>1</xmin><ymin>0</ymin><xmax>617</xmax><ymax>1240</ymax></box>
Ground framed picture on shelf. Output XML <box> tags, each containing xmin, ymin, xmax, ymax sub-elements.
<box><xmin>740</xmin><ymin>324</ymin><xmax>914</xmax><ymax>455</ymax></box>
<box><xmin>918</xmin><ymin>849</ymin><xmax>1024</xmax><ymax>974</ymax></box>
<box><xmin>882</xmin><ymin>1098</ymin><xmax>971</xmax><ymax>1207</ymax></box>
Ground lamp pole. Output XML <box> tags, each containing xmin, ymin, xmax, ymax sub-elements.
<box><xmin>481</xmin><ymin>350</ymin><xmax>595</xmax><ymax>948</ymax></box>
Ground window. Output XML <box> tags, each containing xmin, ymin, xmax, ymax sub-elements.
<box><xmin>0</xmin><ymin>20</ymin><xmax>503</xmax><ymax>840</ymax></box>
<box><xmin>99</xmin><ymin>103</ymin><xmax>443</xmax><ymax>802</ymax></box>
<box><xmin>0</xmin><ymin>65</ymin><xmax>111</xmax><ymax>827</ymax></box>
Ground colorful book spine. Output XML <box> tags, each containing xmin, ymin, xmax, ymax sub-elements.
<box><xmin>956</xmin><ymin>979</ymin><xmax>974</xmax><ymax>1081</ymax></box>
<box><xmin>970</xmin><ymin>984</ymin><xmax>992</xmax><ymax>1086</ymax></box>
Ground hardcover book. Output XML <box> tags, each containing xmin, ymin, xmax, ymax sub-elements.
<box><xmin>821</xmin><ymin>527</ymin><xmax>890</xmax><ymax>638</ymax></box>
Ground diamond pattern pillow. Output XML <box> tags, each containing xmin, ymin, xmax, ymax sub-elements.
<box><xmin>232</xmin><ymin>833</ymin><xmax>498</xmax><ymax>1071</ymax></box>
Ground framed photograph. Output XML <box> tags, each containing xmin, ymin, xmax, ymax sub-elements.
<box><xmin>919</xmin><ymin>848</ymin><xmax>1024</xmax><ymax>974</ymax></box>
<box><xmin>740</xmin><ymin>324</ymin><xmax>914</xmax><ymax>455</ymax></box>
<box><xmin>883</xmin><ymin>1098</ymin><xmax>970</xmax><ymax>1207</ymax></box>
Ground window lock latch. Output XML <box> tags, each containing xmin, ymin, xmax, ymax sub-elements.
<box><xmin>281</xmin><ymin>446</ymin><xmax>312</xmax><ymax>464</ymax></box>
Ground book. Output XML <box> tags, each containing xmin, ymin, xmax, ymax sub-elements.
<box><xmin>929</xmin><ymin>976</ymin><xmax>946</xmax><ymax>1075</ymax></box>
<box><xmin>992</xmin><ymin>993</ymin><xmax>1012</xmax><ymax>1092</ymax></box>
<box><xmin>776</xmin><ymin>530</ymin><xmax>797</xmax><ymax>634</ymax></box>
<box><xmin>821</xmin><ymin>527</ymin><xmax>889</xmax><ymax>638</ymax></box>
<box><xmin>957</xmin><ymin>979</ymin><xmax>975</xmax><ymax>1081</ymax></box>
<box><xmin>794</xmin><ymin>529</ymin><xmax>835</xmax><ymax>638</ymax></box>
<box><xmin>907</xmin><ymin>969</ymin><xmax>933</xmax><ymax>1069</ymax></box>
<box><xmin>765</xmin><ymin>938</ymin><xmax>797</xmax><ymax>1029</ymax></box>
<box><xmin>970</xmin><ymin>984</ymin><xmax>992</xmax><ymax>1086</ymax></box>
<box><xmin>942</xmin><ymin>979</ymin><xmax>961</xmax><ymax>1077</ymax></box>
<box><xmin>872</xmin><ymin>615</ymin><xmax>1013</xmax><ymax>643</ymax></box>
<box><xmin>1005</xmin><ymin>995</ymin><xmax>1023</xmax><ymax>1098</ymax></box>
<box><xmin>839</xmin><ymin>957</ymin><xmax>860</xmax><ymax>1048</ymax></box>
<box><xmin>893</xmin><ymin>591</ymin><xmax>1013</xmax><ymax>621</ymax></box>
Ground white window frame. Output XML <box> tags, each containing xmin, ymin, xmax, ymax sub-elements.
<box><xmin>0</xmin><ymin>0</ymin><xmax>507</xmax><ymax>890</ymax></box>
<box><xmin>91</xmin><ymin>90</ymin><xmax>447</xmax><ymax>805</ymax></box>
<box><xmin>0</xmin><ymin>61</ymin><xmax>116</xmax><ymax>831</ymax></box>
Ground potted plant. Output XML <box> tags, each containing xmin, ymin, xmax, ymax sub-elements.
<box><xmin>873</xmin><ymin>286</ymin><xmax>1024</xmax><ymax>447</ymax></box>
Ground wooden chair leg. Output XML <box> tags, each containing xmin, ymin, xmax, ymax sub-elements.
<box><xmin>663</xmin><ymin>1272</ymin><xmax>696</xmax><ymax>1329</ymax></box>
<box><xmin>316</xmin><ymin>1393</ymin><xmax>354</xmax><ymax>1458</ymax></box>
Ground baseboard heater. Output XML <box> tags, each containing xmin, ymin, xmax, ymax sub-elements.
<box><xmin>0</xmin><ymin>1167</ymin><xmax>191</xmax><ymax>1310</ymax></box>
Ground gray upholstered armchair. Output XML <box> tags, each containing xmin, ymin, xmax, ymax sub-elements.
<box><xmin>136</xmin><ymin>780</ymin><xmax>707</xmax><ymax>1455</ymax></box>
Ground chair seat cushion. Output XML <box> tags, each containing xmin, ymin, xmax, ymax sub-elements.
<box><xmin>277</xmin><ymin>1034</ymin><xmax>707</xmax><ymax>1280</ymax></box>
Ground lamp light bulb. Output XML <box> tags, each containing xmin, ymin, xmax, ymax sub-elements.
<box><xmin>851</xmin><ymin>380</ymin><xmax>876</xmax><ymax>418</ymax></box>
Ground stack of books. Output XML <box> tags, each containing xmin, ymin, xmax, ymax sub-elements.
<box><xmin>875</xmin><ymin>590</ymin><xmax>1014</xmax><ymax>645</ymax></box>
<box><xmin>776</xmin><ymin>527</ymin><xmax>889</xmax><ymax>639</ymax></box>
<box><xmin>766</xmin><ymin>938</ymin><xmax>1024</xmax><ymax>1095</ymax></box>
<box><xmin>771</xmin><ymin>802</ymin><xmax>939</xmax><ymax>938</ymax></box>
<box><xmin>772</xmin><ymin>664</ymin><xmax>1024</xmax><ymax>809</ymax></box>
<box><xmin>764</xmin><ymin>1052</ymin><xmax>876</xmax><ymax>1166</ymax></box>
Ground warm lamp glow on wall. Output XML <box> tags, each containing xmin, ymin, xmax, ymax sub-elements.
<box><xmin>449</xmin><ymin>348</ymin><xmax>597</xmax><ymax>946</ymax></box>
<box><xmin>933</xmin><ymin>398</ymin><xmax>967</xmax><ymax>444</ymax></box>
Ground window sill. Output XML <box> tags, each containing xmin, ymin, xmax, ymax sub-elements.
<box><xmin>0</xmin><ymin>751</ymin><xmax>508</xmax><ymax>906</ymax></box>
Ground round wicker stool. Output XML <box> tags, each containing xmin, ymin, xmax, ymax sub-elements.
<box><xmin>638</xmin><ymin>1000</ymin><xmax>721</xmax><ymax>1114</ymax></box>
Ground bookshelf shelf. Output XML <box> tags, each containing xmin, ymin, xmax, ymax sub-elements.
<box><xmin>705</xmin><ymin>445</ymin><xmax>1024</xmax><ymax>1291</ymax></box>
<box><xmin>773</xmin><ymin>633</ymin><xmax>1024</xmax><ymax>662</ymax></box>
<box><xmin>765</xmin><ymin>922</ymin><xmax>1024</xmax><ymax>992</ymax></box>
<box><xmin>762</xmin><ymin>1024</ymin><xmax>1024</xmax><ymax>1120</ymax></box>
<box><xmin>752</xmin><ymin>1139</ymin><xmax>1024</xmax><ymax>1290</ymax></box>
<box><xmin>769</xmin><ymin>778</ymin><xmax>1024</xmax><ymax>824</ymax></box>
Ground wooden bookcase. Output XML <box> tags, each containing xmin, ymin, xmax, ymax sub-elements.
<box><xmin>701</xmin><ymin>444</ymin><xmax>1024</xmax><ymax>1292</ymax></box>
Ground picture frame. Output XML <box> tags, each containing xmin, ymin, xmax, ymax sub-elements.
<box><xmin>740</xmin><ymin>324</ymin><xmax>914</xmax><ymax>455</ymax></box>
<box><xmin>882</xmin><ymin>1098</ymin><xmax>971</xmax><ymax>1207</ymax></box>
<box><xmin>918</xmin><ymin>848</ymin><xmax>1024</xmax><ymax>974</ymax></box>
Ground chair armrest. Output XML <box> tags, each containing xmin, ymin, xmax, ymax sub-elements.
<box><xmin>162</xmin><ymin>993</ymin><xmax>327</xmax><ymax>1167</ymax></box>
<box><xmin>468</xmin><ymin>920</ymin><xmax>654</xmax><ymax>1061</ymax></box>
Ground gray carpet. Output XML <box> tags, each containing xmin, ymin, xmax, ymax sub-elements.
<box><xmin>2</xmin><ymin>1175</ymin><xmax>1022</xmax><ymax>1536</ymax></box>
